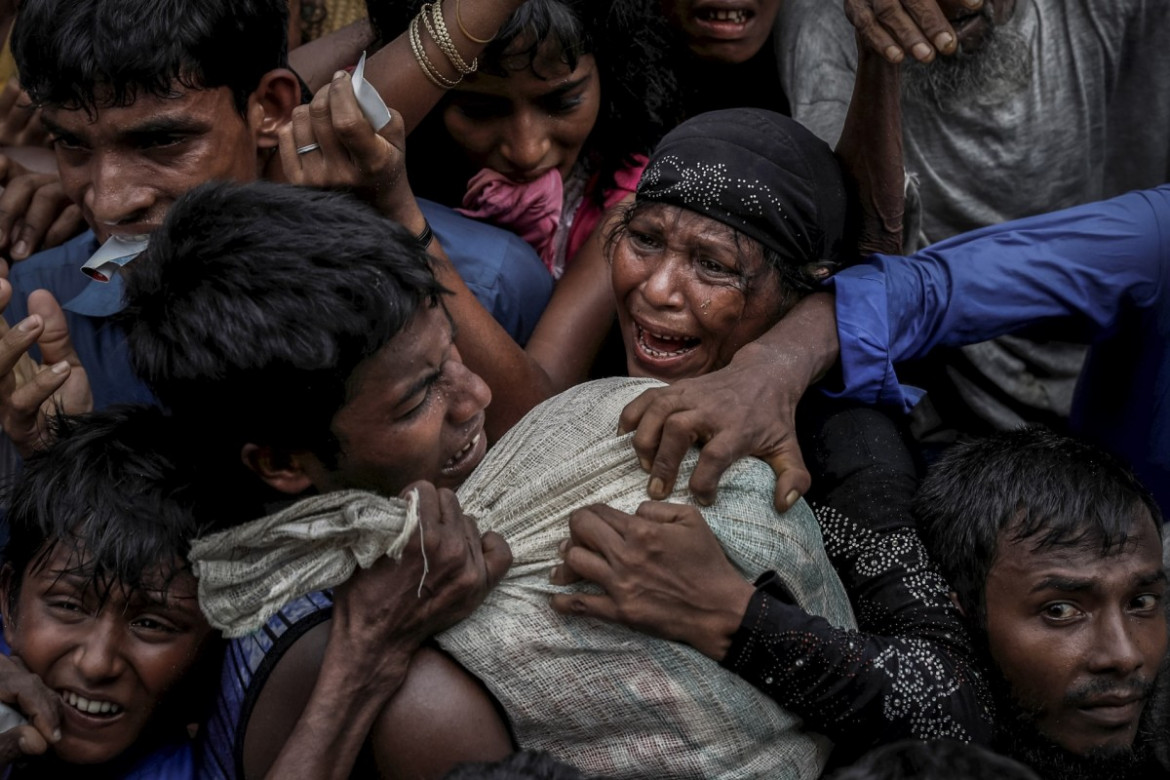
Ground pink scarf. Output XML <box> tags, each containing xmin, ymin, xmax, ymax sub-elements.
<box><xmin>455</xmin><ymin>167</ymin><xmax>564</xmax><ymax>273</ymax></box>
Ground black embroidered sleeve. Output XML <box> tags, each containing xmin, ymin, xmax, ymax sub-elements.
<box><xmin>719</xmin><ymin>402</ymin><xmax>995</xmax><ymax>759</ymax></box>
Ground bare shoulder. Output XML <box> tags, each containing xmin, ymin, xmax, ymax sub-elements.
<box><xmin>370</xmin><ymin>646</ymin><xmax>515</xmax><ymax>779</ymax></box>
<box><xmin>241</xmin><ymin>619</ymin><xmax>332</xmax><ymax>779</ymax></box>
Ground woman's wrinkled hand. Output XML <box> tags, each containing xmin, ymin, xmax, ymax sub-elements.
<box><xmin>549</xmin><ymin>501</ymin><xmax>754</xmax><ymax>662</ymax></box>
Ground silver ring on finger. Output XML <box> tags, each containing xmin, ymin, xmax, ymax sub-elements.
<box><xmin>295</xmin><ymin>142</ymin><xmax>321</xmax><ymax>155</ymax></box>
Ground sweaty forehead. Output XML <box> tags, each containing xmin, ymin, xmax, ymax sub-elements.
<box><xmin>992</xmin><ymin>512</ymin><xmax>1163</xmax><ymax>581</ymax></box>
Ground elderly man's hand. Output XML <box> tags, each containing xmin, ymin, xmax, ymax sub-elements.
<box><xmin>329</xmin><ymin>482</ymin><xmax>512</xmax><ymax>688</ymax></box>
<box><xmin>278</xmin><ymin>71</ymin><xmax>413</xmax><ymax>220</ymax></box>
<box><xmin>845</xmin><ymin>0</ymin><xmax>973</xmax><ymax>63</ymax></box>
<box><xmin>549</xmin><ymin>501</ymin><xmax>754</xmax><ymax>662</ymax></box>
<box><xmin>618</xmin><ymin>293</ymin><xmax>840</xmax><ymax>512</ymax></box>
<box><xmin>0</xmin><ymin>656</ymin><xmax>61</xmax><ymax>767</ymax></box>
<box><xmin>0</xmin><ymin>281</ymin><xmax>92</xmax><ymax>457</ymax></box>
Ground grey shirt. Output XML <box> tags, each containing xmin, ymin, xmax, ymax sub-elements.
<box><xmin>775</xmin><ymin>0</ymin><xmax>1170</xmax><ymax>429</ymax></box>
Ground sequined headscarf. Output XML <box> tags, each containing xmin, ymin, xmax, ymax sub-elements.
<box><xmin>635</xmin><ymin>108</ymin><xmax>848</xmax><ymax>267</ymax></box>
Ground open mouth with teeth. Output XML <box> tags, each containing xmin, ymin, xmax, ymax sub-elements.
<box><xmin>636</xmin><ymin>323</ymin><xmax>701</xmax><ymax>360</ymax></box>
<box><xmin>696</xmin><ymin>7</ymin><xmax>751</xmax><ymax>25</ymax></box>
<box><xmin>443</xmin><ymin>432</ymin><xmax>482</xmax><ymax>471</ymax></box>
<box><xmin>61</xmin><ymin>690</ymin><xmax>123</xmax><ymax>719</ymax></box>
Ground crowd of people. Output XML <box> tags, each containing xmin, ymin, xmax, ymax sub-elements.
<box><xmin>0</xmin><ymin>0</ymin><xmax>1163</xmax><ymax>778</ymax></box>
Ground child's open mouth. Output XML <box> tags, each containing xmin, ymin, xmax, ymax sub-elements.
<box><xmin>61</xmin><ymin>690</ymin><xmax>124</xmax><ymax>719</ymax></box>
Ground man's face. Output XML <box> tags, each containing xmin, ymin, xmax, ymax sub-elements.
<box><xmin>41</xmin><ymin>85</ymin><xmax>265</xmax><ymax>243</ymax></box>
<box><xmin>0</xmin><ymin>546</ymin><xmax>213</xmax><ymax>765</ymax></box>
<box><xmin>305</xmin><ymin>303</ymin><xmax>492</xmax><ymax>497</ymax></box>
<box><xmin>983</xmin><ymin>513</ymin><xmax>1167</xmax><ymax>756</ymax></box>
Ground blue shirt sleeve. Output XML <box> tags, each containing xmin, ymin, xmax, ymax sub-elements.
<box><xmin>822</xmin><ymin>185</ymin><xmax>1170</xmax><ymax>411</ymax></box>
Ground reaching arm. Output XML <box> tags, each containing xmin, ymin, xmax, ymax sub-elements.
<box><xmin>289</xmin><ymin>19</ymin><xmax>377</xmax><ymax>93</ymax></box>
<box><xmin>362</xmin><ymin>0</ymin><xmax>527</xmax><ymax>135</ymax></box>
<box><xmin>617</xmin><ymin>33</ymin><xmax>902</xmax><ymax>511</ymax></box>
<box><xmin>248</xmin><ymin>484</ymin><xmax>512</xmax><ymax>780</ymax></box>
<box><xmin>834</xmin><ymin>41</ymin><xmax>903</xmax><ymax>257</ymax></box>
<box><xmin>523</xmin><ymin>194</ymin><xmax>632</xmax><ymax>392</ymax></box>
<box><xmin>276</xmin><ymin>70</ymin><xmax>557</xmax><ymax>440</ymax></box>
<box><xmin>825</xmin><ymin>185</ymin><xmax>1170</xmax><ymax>410</ymax></box>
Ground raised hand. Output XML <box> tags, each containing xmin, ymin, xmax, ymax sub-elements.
<box><xmin>845</xmin><ymin>0</ymin><xmax>973</xmax><ymax>63</ymax></box>
<box><xmin>549</xmin><ymin>501</ymin><xmax>754</xmax><ymax>662</ymax></box>
<box><xmin>278</xmin><ymin>70</ymin><xmax>413</xmax><ymax>219</ymax></box>
<box><xmin>0</xmin><ymin>281</ymin><xmax>93</xmax><ymax>456</ymax></box>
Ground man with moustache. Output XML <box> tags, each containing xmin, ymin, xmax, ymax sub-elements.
<box><xmin>914</xmin><ymin>428</ymin><xmax>1169</xmax><ymax>779</ymax></box>
<box><xmin>772</xmin><ymin>0</ymin><xmax>1170</xmax><ymax>438</ymax></box>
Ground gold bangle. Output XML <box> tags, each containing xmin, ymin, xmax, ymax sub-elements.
<box><xmin>423</xmin><ymin>1</ymin><xmax>477</xmax><ymax>75</ymax></box>
<box><xmin>455</xmin><ymin>0</ymin><xmax>495</xmax><ymax>44</ymax></box>
<box><xmin>409</xmin><ymin>13</ymin><xmax>461</xmax><ymax>89</ymax></box>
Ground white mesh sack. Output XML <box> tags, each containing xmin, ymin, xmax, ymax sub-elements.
<box><xmin>443</xmin><ymin>377</ymin><xmax>856</xmax><ymax>779</ymax></box>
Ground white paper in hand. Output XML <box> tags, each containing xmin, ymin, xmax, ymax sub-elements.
<box><xmin>81</xmin><ymin>234</ymin><xmax>150</xmax><ymax>283</ymax></box>
<box><xmin>0</xmin><ymin>702</ymin><xmax>27</xmax><ymax>734</ymax></box>
<box><xmin>352</xmin><ymin>52</ymin><xmax>392</xmax><ymax>132</ymax></box>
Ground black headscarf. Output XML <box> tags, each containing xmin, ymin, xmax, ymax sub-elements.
<box><xmin>635</xmin><ymin>108</ymin><xmax>848</xmax><ymax>268</ymax></box>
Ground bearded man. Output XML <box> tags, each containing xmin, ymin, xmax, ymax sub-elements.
<box><xmin>772</xmin><ymin>0</ymin><xmax>1170</xmax><ymax>438</ymax></box>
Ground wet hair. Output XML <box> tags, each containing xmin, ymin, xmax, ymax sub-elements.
<box><xmin>828</xmin><ymin>739</ymin><xmax>1040</xmax><ymax>780</ymax></box>
<box><xmin>119</xmin><ymin>181</ymin><xmax>447</xmax><ymax>521</ymax></box>
<box><xmin>12</xmin><ymin>0</ymin><xmax>289</xmax><ymax>115</ymax></box>
<box><xmin>367</xmin><ymin>0</ymin><xmax>680</xmax><ymax>203</ymax></box>
<box><xmin>2</xmin><ymin>406</ymin><xmax>205</xmax><ymax>608</ymax></box>
<box><xmin>913</xmin><ymin>427</ymin><xmax>1163</xmax><ymax>621</ymax></box>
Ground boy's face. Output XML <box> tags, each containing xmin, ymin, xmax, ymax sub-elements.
<box><xmin>302</xmin><ymin>303</ymin><xmax>492</xmax><ymax>497</ymax></box>
<box><xmin>0</xmin><ymin>545</ymin><xmax>213</xmax><ymax>765</ymax></box>
<box><xmin>41</xmin><ymin>84</ymin><xmax>267</xmax><ymax>243</ymax></box>
<box><xmin>982</xmin><ymin>512</ymin><xmax>1167</xmax><ymax>756</ymax></box>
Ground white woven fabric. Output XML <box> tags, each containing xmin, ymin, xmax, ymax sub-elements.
<box><xmin>443</xmin><ymin>377</ymin><xmax>855</xmax><ymax>779</ymax></box>
<box><xmin>189</xmin><ymin>489</ymin><xmax>419</xmax><ymax>637</ymax></box>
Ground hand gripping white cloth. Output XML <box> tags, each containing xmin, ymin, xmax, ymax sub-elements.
<box><xmin>440</xmin><ymin>377</ymin><xmax>855</xmax><ymax>779</ymax></box>
<box><xmin>190</xmin><ymin>377</ymin><xmax>855</xmax><ymax>777</ymax></box>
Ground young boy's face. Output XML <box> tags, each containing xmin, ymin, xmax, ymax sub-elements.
<box><xmin>0</xmin><ymin>544</ymin><xmax>213</xmax><ymax>765</ymax></box>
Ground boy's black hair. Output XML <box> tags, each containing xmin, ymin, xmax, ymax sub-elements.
<box><xmin>828</xmin><ymin>739</ymin><xmax>1040</xmax><ymax>780</ymax></box>
<box><xmin>119</xmin><ymin>180</ymin><xmax>447</xmax><ymax>523</ymax></box>
<box><xmin>913</xmin><ymin>427</ymin><xmax>1164</xmax><ymax>621</ymax></box>
<box><xmin>12</xmin><ymin>0</ymin><xmax>289</xmax><ymax>115</ymax></box>
<box><xmin>3</xmin><ymin>406</ymin><xmax>205</xmax><ymax>606</ymax></box>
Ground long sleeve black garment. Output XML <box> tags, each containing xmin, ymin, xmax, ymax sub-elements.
<box><xmin>719</xmin><ymin>400</ymin><xmax>995</xmax><ymax>761</ymax></box>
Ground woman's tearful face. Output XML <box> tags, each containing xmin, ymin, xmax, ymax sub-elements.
<box><xmin>611</xmin><ymin>202</ymin><xmax>789</xmax><ymax>382</ymax></box>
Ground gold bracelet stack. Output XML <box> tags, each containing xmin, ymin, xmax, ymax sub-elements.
<box><xmin>423</xmin><ymin>1</ymin><xmax>477</xmax><ymax>74</ymax></box>
<box><xmin>455</xmin><ymin>0</ymin><xmax>495</xmax><ymax>45</ymax></box>
<box><xmin>409</xmin><ymin>0</ymin><xmax>477</xmax><ymax>90</ymax></box>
